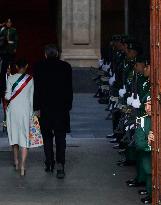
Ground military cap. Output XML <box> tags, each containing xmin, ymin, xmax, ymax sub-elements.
<box><xmin>120</xmin><ymin>34</ymin><xmax>129</xmax><ymax>43</ymax></box>
<box><xmin>127</xmin><ymin>42</ymin><xmax>142</xmax><ymax>53</ymax></box>
<box><xmin>135</xmin><ymin>56</ymin><xmax>147</xmax><ymax>64</ymax></box>
<box><xmin>142</xmin><ymin>91</ymin><xmax>151</xmax><ymax>104</ymax></box>
<box><xmin>6</xmin><ymin>18</ymin><xmax>12</xmax><ymax>23</ymax></box>
<box><xmin>111</xmin><ymin>34</ymin><xmax>122</xmax><ymax>41</ymax></box>
<box><xmin>123</xmin><ymin>37</ymin><xmax>136</xmax><ymax>44</ymax></box>
<box><xmin>145</xmin><ymin>58</ymin><xmax>150</xmax><ymax>66</ymax></box>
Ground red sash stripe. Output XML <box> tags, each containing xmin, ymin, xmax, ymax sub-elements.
<box><xmin>9</xmin><ymin>76</ymin><xmax>32</xmax><ymax>103</ymax></box>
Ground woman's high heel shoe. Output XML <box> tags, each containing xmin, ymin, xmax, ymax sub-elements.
<box><xmin>15</xmin><ymin>163</ymin><xmax>19</xmax><ymax>171</ymax></box>
<box><xmin>14</xmin><ymin>161</ymin><xmax>19</xmax><ymax>171</ymax></box>
<box><xmin>20</xmin><ymin>168</ymin><xmax>26</xmax><ymax>176</ymax></box>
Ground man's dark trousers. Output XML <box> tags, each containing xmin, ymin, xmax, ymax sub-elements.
<box><xmin>40</xmin><ymin>112</ymin><xmax>67</xmax><ymax>166</ymax></box>
<box><xmin>41</xmin><ymin>126</ymin><xmax>66</xmax><ymax>166</ymax></box>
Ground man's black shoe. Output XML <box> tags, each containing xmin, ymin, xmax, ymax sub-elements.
<box><xmin>105</xmin><ymin>107</ymin><xmax>109</xmax><ymax>111</ymax></box>
<box><xmin>50</xmin><ymin>162</ymin><xmax>55</xmax><ymax>173</ymax></box>
<box><xmin>138</xmin><ymin>190</ymin><xmax>148</xmax><ymax>196</ymax></box>
<box><xmin>117</xmin><ymin>160</ymin><xmax>127</xmax><ymax>166</ymax></box>
<box><xmin>44</xmin><ymin>161</ymin><xmax>55</xmax><ymax>173</ymax></box>
<box><xmin>127</xmin><ymin>179</ymin><xmax>145</xmax><ymax>187</ymax></box>
<box><xmin>141</xmin><ymin>196</ymin><xmax>152</xmax><ymax>204</ymax></box>
<box><xmin>98</xmin><ymin>98</ymin><xmax>108</xmax><ymax>104</ymax></box>
<box><xmin>93</xmin><ymin>94</ymin><xmax>99</xmax><ymax>98</ymax></box>
<box><xmin>45</xmin><ymin>165</ymin><xmax>50</xmax><ymax>172</ymax></box>
<box><xmin>105</xmin><ymin>113</ymin><xmax>112</xmax><ymax>120</ymax></box>
<box><xmin>56</xmin><ymin>164</ymin><xmax>65</xmax><ymax>179</ymax></box>
<box><xmin>110</xmin><ymin>138</ymin><xmax>117</xmax><ymax>143</ymax></box>
<box><xmin>126</xmin><ymin>179</ymin><xmax>135</xmax><ymax>184</ymax></box>
<box><xmin>118</xmin><ymin>149</ymin><xmax>126</xmax><ymax>154</ymax></box>
<box><xmin>117</xmin><ymin>160</ymin><xmax>136</xmax><ymax>167</ymax></box>
<box><xmin>127</xmin><ymin>181</ymin><xmax>139</xmax><ymax>187</ymax></box>
<box><xmin>106</xmin><ymin>133</ymin><xmax>115</xmax><ymax>138</ymax></box>
<box><xmin>113</xmin><ymin>144</ymin><xmax>120</xmax><ymax>149</ymax></box>
<box><xmin>117</xmin><ymin>159</ymin><xmax>126</xmax><ymax>163</ymax></box>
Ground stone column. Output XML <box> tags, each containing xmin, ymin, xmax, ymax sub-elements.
<box><xmin>61</xmin><ymin>0</ymin><xmax>101</xmax><ymax>67</ymax></box>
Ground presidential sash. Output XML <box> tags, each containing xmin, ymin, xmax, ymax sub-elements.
<box><xmin>8</xmin><ymin>74</ymin><xmax>32</xmax><ymax>104</ymax></box>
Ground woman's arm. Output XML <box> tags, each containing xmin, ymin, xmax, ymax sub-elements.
<box><xmin>30</xmin><ymin>78</ymin><xmax>34</xmax><ymax>116</ymax></box>
<box><xmin>5</xmin><ymin>77</ymin><xmax>12</xmax><ymax>100</ymax></box>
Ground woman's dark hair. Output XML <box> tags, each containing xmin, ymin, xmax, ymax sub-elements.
<box><xmin>16</xmin><ymin>58</ymin><xmax>28</xmax><ymax>68</ymax></box>
<box><xmin>44</xmin><ymin>44</ymin><xmax>58</xmax><ymax>58</ymax></box>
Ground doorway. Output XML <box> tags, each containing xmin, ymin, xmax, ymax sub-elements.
<box><xmin>0</xmin><ymin>0</ymin><xmax>59</xmax><ymax>65</ymax></box>
<box><xmin>101</xmin><ymin>0</ymin><xmax>124</xmax><ymax>58</ymax></box>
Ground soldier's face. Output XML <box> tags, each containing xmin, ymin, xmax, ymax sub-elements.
<box><xmin>123</xmin><ymin>43</ymin><xmax>128</xmax><ymax>54</ymax></box>
<box><xmin>144</xmin><ymin>65</ymin><xmax>150</xmax><ymax>77</ymax></box>
<box><xmin>134</xmin><ymin>62</ymin><xmax>145</xmax><ymax>74</ymax></box>
<box><xmin>145</xmin><ymin>101</ymin><xmax>151</xmax><ymax>116</ymax></box>
<box><xmin>115</xmin><ymin>41</ymin><xmax>122</xmax><ymax>50</ymax></box>
<box><xmin>120</xmin><ymin>43</ymin><xmax>127</xmax><ymax>52</ymax></box>
<box><xmin>6</xmin><ymin>21</ymin><xmax>12</xmax><ymax>28</ymax></box>
<box><xmin>127</xmin><ymin>49</ymin><xmax>137</xmax><ymax>59</ymax></box>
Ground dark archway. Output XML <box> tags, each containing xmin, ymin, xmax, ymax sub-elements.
<box><xmin>101</xmin><ymin>0</ymin><xmax>124</xmax><ymax>58</ymax></box>
<box><xmin>0</xmin><ymin>0</ymin><xmax>59</xmax><ymax>65</ymax></box>
<box><xmin>128</xmin><ymin>0</ymin><xmax>150</xmax><ymax>58</ymax></box>
<box><xmin>101</xmin><ymin>0</ymin><xmax>150</xmax><ymax>59</ymax></box>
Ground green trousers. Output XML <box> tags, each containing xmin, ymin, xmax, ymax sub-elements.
<box><xmin>142</xmin><ymin>152</ymin><xmax>152</xmax><ymax>197</ymax></box>
<box><xmin>125</xmin><ymin>146</ymin><xmax>136</xmax><ymax>162</ymax></box>
<box><xmin>135</xmin><ymin>151</ymin><xmax>146</xmax><ymax>183</ymax></box>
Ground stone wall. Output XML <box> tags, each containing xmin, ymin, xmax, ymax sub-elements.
<box><xmin>61</xmin><ymin>0</ymin><xmax>101</xmax><ymax>67</ymax></box>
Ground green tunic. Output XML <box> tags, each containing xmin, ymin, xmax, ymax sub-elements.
<box><xmin>123</xmin><ymin>58</ymin><xmax>135</xmax><ymax>100</ymax></box>
<box><xmin>1</xmin><ymin>27</ymin><xmax>18</xmax><ymax>54</ymax></box>
<box><xmin>135</xmin><ymin>116</ymin><xmax>152</xmax><ymax>196</ymax></box>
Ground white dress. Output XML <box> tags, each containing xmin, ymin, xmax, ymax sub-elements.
<box><xmin>5</xmin><ymin>73</ymin><xmax>34</xmax><ymax>148</ymax></box>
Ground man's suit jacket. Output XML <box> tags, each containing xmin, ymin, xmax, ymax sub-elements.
<box><xmin>33</xmin><ymin>58</ymin><xmax>73</xmax><ymax>132</ymax></box>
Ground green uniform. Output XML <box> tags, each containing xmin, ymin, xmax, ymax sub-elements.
<box><xmin>122</xmin><ymin>58</ymin><xmax>136</xmax><ymax>103</ymax></box>
<box><xmin>123</xmin><ymin>59</ymin><xmax>136</xmax><ymax>162</ymax></box>
<box><xmin>112</xmin><ymin>50</ymin><xmax>126</xmax><ymax>96</ymax></box>
<box><xmin>1</xmin><ymin>27</ymin><xmax>18</xmax><ymax>54</ymax></box>
<box><xmin>135</xmin><ymin>116</ymin><xmax>152</xmax><ymax>196</ymax></box>
<box><xmin>124</xmin><ymin>74</ymin><xmax>150</xmax><ymax>165</ymax></box>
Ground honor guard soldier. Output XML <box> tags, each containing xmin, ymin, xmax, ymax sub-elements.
<box><xmin>121</xmin><ymin>57</ymin><xmax>150</xmax><ymax>167</ymax></box>
<box><xmin>135</xmin><ymin>93</ymin><xmax>152</xmax><ymax>204</ymax></box>
<box><xmin>1</xmin><ymin>18</ymin><xmax>18</xmax><ymax>64</ymax></box>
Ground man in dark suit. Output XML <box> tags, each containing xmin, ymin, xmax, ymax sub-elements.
<box><xmin>33</xmin><ymin>44</ymin><xmax>73</xmax><ymax>179</ymax></box>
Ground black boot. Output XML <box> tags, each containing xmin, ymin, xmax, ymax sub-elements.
<box><xmin>141</xmin><ymin>196</ymin><xmax>152</xmax><ymax>204</ymax></box>
<box><xmin>138</xmin><ymin>190</ymin><xmax>148</xmax><ymax>196</ymax></box>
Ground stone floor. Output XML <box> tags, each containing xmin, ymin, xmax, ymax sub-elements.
<box><xmin>0</xmin><ymin>93</ymin><xmax>143</xmax><ymax>205</ymax></box>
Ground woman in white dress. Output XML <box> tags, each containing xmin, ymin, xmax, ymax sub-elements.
<box><xmin>5</xmin><ymin>59</ymin><xmax>34</xmax><ymax>176</ymax></box>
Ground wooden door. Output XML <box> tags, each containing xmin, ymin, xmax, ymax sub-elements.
<box><xmin>150</xmin><ymin>0</ymin><xmax>161</xmax><ymax>204</ymax></box>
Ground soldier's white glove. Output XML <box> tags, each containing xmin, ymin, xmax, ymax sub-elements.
<box><xmin>132</xmin><ymin>94</ymin><xmax>141</xmax><ymax>108</ymax></box>
<box><xmin>125</xmin><ymin>126</ymin><xmax>129</xmax><ymax>131</ymax></box>
<box><xmin>109</xmin><ymin>74</ymin><xmax>116</xmax><ymax>86</ymax></box>
<box><xmin>8</xmin><ymin>41</ymin><xmax>14</xmax><ymax>44</ymax></box>
<box><xmin>119</xmin><ymin>85</ymin><xmax>126</xmax><ymax>97</ymax></box>
<box><xmin>98</xmin><ymin>59</ymin><xmax>104</xmax><ymax>67</ymax></box>
<box><xmin>127</xmin><ymin>93</ymin><xmax>134</xmax><ymax>105</ymax></box>
<box><xmin>102</xmin><ymin>63</ymin><xmax>111</xmax><ymax>72</ymax></box>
